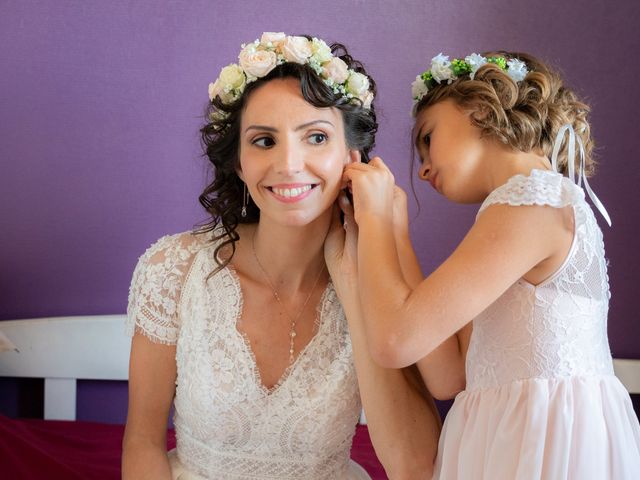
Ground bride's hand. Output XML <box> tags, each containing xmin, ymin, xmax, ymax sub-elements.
<box><xmin>324</xmin><ymin>192</ymin><xmax>359</xmax><ymax>288</ymax></box>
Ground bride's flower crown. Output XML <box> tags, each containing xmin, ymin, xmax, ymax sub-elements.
<box><xmin>411</xmin><ymin>53</ymin><xmax>529</xmax><ymax>115</ymax></box>
<box><xmin>208</xmin><ymin>32</ymin><xmax>374</xmax><ymax>114</ymax></box>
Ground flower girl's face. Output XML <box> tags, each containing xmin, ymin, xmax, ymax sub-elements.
<box><xmin>238</xmin><ymin>77</ymin><xmax>353</xmax><ymax>226</ymax></box>
<box><xmin>414</xmin><ymin>99</ymin><xmax>491</xmax><ymax>203</ymax></box>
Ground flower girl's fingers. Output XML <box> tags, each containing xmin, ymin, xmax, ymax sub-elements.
<box><xmin>339</xmin><ymin>191</ymin><xmax>355</xmax><ymax>218</ymax></box>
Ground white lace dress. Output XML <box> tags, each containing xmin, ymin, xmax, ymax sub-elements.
<box><xmin>434</xmin><ymin>169</ymin><xmax>640</xmax><ymax>479</ymax></box>
<box><xmin>126</xmin><ymin>232</ymin><xmax>371</xmax><ymax>480</ymax></box>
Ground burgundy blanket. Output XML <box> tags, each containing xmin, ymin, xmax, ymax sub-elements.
<box><xmin>0</xmin><ymin>415</ymin><xmax>387</xmax><ymax>479</ymax></box>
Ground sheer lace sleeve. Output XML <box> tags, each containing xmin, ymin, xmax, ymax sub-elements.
<box><xmin>477</xmin><ymin>169</ymin><xmax>584</xmax><ymax>219</ymax></box>
<box><xmin>126</xmin><ymin>232</ymin><xmax>204</xmax><ymax>345</ymax></box>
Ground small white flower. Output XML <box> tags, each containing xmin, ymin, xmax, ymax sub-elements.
<box><xmin>430</xmin><ymin>53</ymin><xmax>453</xmax><ymax>84</ymax></box>
<box><xmin>260</xmin><ymin>31</ymin><xmax>286</xmax><ymax>48</ymax></box>
<box><xmin>506</xmin><ymin>58</ymin><xmax>528</xmax><ymax>82</ymax></box>
<box><xmin>465</xmin><ymin>53</ymin><xmax>487</xmax><ymax>80</ymax></box>
<box><xmin>346</xmin><ymin>71</ymin><xmax>370</xmax><ymax>96</ymax></box>
<box><xmin>411</xmin><ymin>75</ymin><xmax>429</xmax><ymax>100</ymax></box>
<box><xmin>322</xmin><ymin>56</ymin><xmax>349</xmax><ymax>84</ymax></box>
<box><xmin>311</xmin><ymin>37</ymin><xmax>333</xmax><ymax>63</ymax></box>
<box><xmin>281</xmin><ymin>35</ymin><xmax>312</xmax><ymax>64</ymax></box>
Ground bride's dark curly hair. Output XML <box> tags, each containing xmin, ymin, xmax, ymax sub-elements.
<box><xmin>197</xmin><ymin>39</ymin><xmax>378</xmax><ymax>272</ymax></box>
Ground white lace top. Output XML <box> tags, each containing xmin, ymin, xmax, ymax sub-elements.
<box><xmin>126</xmin><ymin>232</ymin><xmax>362</xmax><ymax>479</ymax></box>
<box><xmin>467</xmin><ymin>169</ymin><xmax>613</xmax><ymax>390</ymax></box>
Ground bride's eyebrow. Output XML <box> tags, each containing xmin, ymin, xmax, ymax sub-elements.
<box><xmin>294</xmin><ymin>120</ymin><xmax>334</xmax><ymax>131</ymax></box>
<box><xmin>245</xmin><ymin>125</ymin><xmax>278</xmax><ymax>134</ymax></box>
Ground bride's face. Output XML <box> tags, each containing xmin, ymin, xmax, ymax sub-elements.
<box><xmin>238</xmin><ymin>77</ymin><xmax>353</xmax><ymax>227</ymax></box>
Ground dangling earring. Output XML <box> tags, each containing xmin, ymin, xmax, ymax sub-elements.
<box><xmin>241</xmin><ymin>183</ymin><xmax>248</xmax><ymax>218</ymax></box>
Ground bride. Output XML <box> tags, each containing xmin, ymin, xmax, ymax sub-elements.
<box><xmin>122</xmin><ymin>32</ymin><xmax>439</xmax><ymax>479</ymax></box>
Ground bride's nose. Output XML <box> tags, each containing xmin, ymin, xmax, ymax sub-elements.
<box><xmin>275</xmin><ymin>142</ymin><xmax>304</xmax><ymax>175</ymax></box>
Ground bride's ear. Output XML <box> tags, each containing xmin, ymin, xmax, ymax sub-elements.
<box><xmin>236</xmin><ymin>168</ymin><xmax>245</xmax><ymax>181</ymax></box>
<box><xmin>348</xmin><ymin>150</ymin><xmax>361</xmax><ymax>164</ymax></box>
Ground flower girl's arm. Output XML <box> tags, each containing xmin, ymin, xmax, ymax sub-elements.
<box><xmin>326</xmin><ymin>200</ymin><xmax>438</xmax><ymax>479</ymax></box>
<box><xmin>344</xmin><ymin>157</ymin><xmax>560</xmax><ymax>369</ymax></box>
<box><xmin>122</xmin><ymin>333</ymin><xmax>175</xmax><ymax>480</ymax></box>
<box><xmin>392</xmin><ymin>187</ymin><xmax>467</xmax><ymax>399</ymax></box>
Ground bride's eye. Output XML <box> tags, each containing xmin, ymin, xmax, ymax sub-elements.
<box><xmin>253</xmin><ymin>136</ymin><xmax>275</xmax><ymax>148</ymax></box>
<box><xmin>308</xmin><ymin>133</ymin><xmax>327</xmax><ymax>145</ymax></box>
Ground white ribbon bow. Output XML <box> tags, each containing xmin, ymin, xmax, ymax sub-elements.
<box><xmin>550</xmin><ymin>124</ymin><xmax>612</xmax><ymax>226</ymax></box>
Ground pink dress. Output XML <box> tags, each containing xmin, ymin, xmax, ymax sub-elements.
<box><xmin>434</xmin><ymin>170</ymin><xmax>640</xmax><ymax>479</ymax></box>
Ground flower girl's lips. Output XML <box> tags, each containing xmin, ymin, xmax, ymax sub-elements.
<box><xmin>267</xmin><ymin>183</ymin><xmax>317</xmax><ymax>203</ymax></box>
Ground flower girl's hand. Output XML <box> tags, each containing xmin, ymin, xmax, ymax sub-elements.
<box><xmin>392</xmin><ymin>185</ymin><xmax>410</xmax><ymax>238</ymax></box>
<box><xmin>343</xmin><ymin>156</ymin><xmax>395</xmax><ymax>225</ymax></box>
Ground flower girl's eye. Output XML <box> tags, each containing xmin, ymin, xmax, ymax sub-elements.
<box><xmin>423</xmin><ymin>133</ymin><xmax>431</xmax><ymax>146</ymax></box>
<box><xmin>253</xmin><ymin>136</ymin><xmax>275</xmax><ymax>148</ymax></box>
<box><xmin>308</xmin><ymin>133</ymin><xmax>327</xmax><ymax>145</ymax></box>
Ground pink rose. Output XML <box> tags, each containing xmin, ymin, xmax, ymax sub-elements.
<box><xmin>239</xmin><ymin>45</ymin><xmax>277</xmax><ymax>79</ymax></box>
<box><xmin>322</xmin><ymin>57</ymin><xmax>349</xmax><ymax>84</ymax></box>
<box><xmin>281</xmin><ymin>36</ymin><xmax>312</xmax><ymax>64</ymax></box>
<box><xmin>260</xmin><ymin>32</ymin><xmax>286</xmax><ymax>48</ymax></box>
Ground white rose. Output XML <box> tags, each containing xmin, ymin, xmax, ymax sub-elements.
<box><xmin>239</xmin><ymin>47</ymin><xmax>277</xmax><ymax>79</ymax></box>
<box><xmin>281</xmin><ymin>36</ymin><xmax>312</xmax><ymax>64</ymax></box>
<box><xmin>411</xmin><ymin>75</ymin><xmax>429</xmax><ymax>100</ymax></box>
<box><xmin>311</xmin><ymin>38</ymin><xmax>332</xmax><ymax>63</ymax></box>
<box><xmin>322</xmin><ymin>57</ymin><xmax>349</xmax><ymax>84</ymax></box>
<box><xmin>260</xmin><ymin>31</ymin><xmax>286</xmax><ymax>48</ymax></box>
<box><xmin>208</xmin><ymin>78</ymin><xmax>235</xmax><ymax>103</ymax></box>
<box><xmin>465</xmin><ymin>53</ymin><xmax>487</xmax><ymax>80</ymax></box>
<box><xmin>346</xmin><ymin>71</ymin><xmax>370</xmax><ymax>96</ymax></box>
<box><xmin>506</xmin><ymin>58</ymin><xmax>528</xmax><ymax>82</ymax></box>
<box><xmin>430</xmin><ymin>53</ymin><xmax>453</xmax><ymax>84</ymax></box>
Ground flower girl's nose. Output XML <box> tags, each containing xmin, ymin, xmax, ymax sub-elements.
<box><xmin>418</xmin><ymin>162</ymin><xmax>430</xmax><ymax>180</ymax></box>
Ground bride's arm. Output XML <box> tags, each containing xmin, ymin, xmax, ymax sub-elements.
<box><xmin>122</xmin><ymin>334</ymin><xmax>175</xmax><ymax>480</ymax></box>
<box><xmin>326</xmin><ymin>197</ymin><xmax>439</xmax><ymax>479</ymax></box>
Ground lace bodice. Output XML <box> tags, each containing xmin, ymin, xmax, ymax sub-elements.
<box><xmin>126</xmin><ymin>232</ymin><xmax>361</xmax><ymax>479</ymax></box>
<box><xmin>466</xmin><ymin>169</ymin><xmax>613</xmax><ymax>390</ymax></box>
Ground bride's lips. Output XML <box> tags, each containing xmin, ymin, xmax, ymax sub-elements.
<box><xmin>266</xmin><ymin>183</ymin><xmax>317</xmax><ymax>203</ymax></box>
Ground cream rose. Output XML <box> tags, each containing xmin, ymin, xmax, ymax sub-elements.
<box><xmin>260</xmin><ymin>32</ymin><xmax>286</xmax><ymax>48</ymax></box>
<box><xmin>311</xmin><ymin>38</ymin><xmax>332</xmax><ymax>63</ymax></box>
<box><xmin>208</xmin><ymin>80</ymin><xmax>222</xmax><ymax>101</ymax></box>
<box><xmin>322</xmin><ymin>57</ymin><xmax>349</xmax><ymax>84</ymax></box>
<box><xmin>346</xmin><ymin>71</ymin><xmax>370</xmax><ymax>96</ymax></box>
<box><xmin>239</xmin><ymin>46</ymin><xmax>277</xmax><ymax>79</ymax></box>
<box><xmin>281</xmin><ymin>36</ymin><xmax>312</xmax><ymax>64</ymax></box>
<box><xmin>361</xmin><ymin>90</ymin><xmax>374</xmax><ymax>109</ymax></box>
<box><xmin>218</xmin><ymin>64</ymin><xmax>246</xmax><ymax>91</ymax></box>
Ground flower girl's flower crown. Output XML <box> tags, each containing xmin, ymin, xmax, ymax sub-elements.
<box><xmin>411</xmin><ymin>53</ymin><xmax>529</xmax><ymax>115</ymax></box>
<box><xmin>208</xmin><ymin>32</ymin><xmax>374</xmax><ymax>114</ymax></box>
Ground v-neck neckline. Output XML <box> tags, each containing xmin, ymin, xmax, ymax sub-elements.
<box><xmin>221</xmin><ymin>263</ymin><xmax>331</xmax><ymax>396</ymax></box>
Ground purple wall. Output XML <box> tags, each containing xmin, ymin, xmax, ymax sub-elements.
<box><xmin>1</xmin><ymin>0</ymin><xmax>639</xmax><ymax>423</ymax></box>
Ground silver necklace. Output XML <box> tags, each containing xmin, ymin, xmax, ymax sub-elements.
<box><xmin>251</xmin><ymin>232</ymin><xmax>325</xmax><ymax>364</ymax></box>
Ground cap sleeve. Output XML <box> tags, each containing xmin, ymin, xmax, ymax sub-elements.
<box><xmin>476</xmin><ymin>169</ymin><xmax>584</xmax><ymax>220</ymax></box>
<box><xmin>126</xmin><ymin>232</ymin><xmax>204</xmax><ymax>345</ymax></box>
